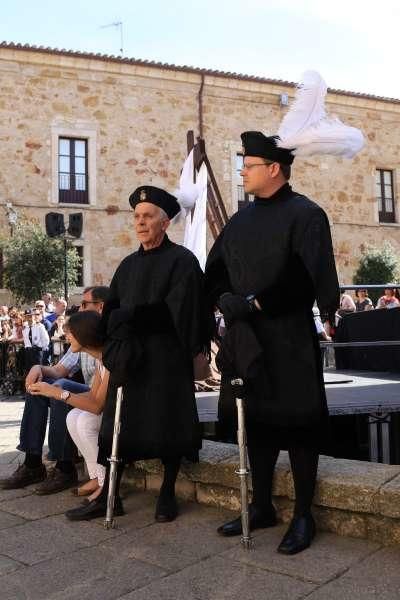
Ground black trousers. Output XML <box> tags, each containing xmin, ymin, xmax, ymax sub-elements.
<box><xmin>24</xmin><ymin>347</ymin><xmax>43</xmax><ymax>372</ymax></box>
<box><xmin>99</xmin><ymin>456</ymin><xmax>181</xmax><ymax>502</ymax></box>
<box><xmin>247</xmin><ymin>435</ymin><xmax>319</xmax><ymax>518</ymax></box>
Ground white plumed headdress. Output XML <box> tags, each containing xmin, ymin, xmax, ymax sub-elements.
<box><xmin>277</xmin><ymin>71</ymin><xmax>365</xmax><ymax>158</ymax></box>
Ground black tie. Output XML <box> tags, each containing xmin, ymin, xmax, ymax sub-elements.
<box><xmin>29</xmin><ymin>326</ymin><xmax>33</xmax><ymax>345</ymax></box>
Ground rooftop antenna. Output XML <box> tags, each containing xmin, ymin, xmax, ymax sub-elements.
<box><xmin>100</xmin><ymin>21</ymin><xmax>124</xmax><ymax>56</ymax></box>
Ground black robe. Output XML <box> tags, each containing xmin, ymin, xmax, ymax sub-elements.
<box><xmin>98</xmin><ymin>235</ymin><xmax>209</xmax><ymax>464</ymax></box>
<box><xmin>205</xmin><ymin>183</ymin><xmax>339</xmax><ymax>446</ymax></box>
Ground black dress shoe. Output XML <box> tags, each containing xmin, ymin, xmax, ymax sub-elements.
<box><xmin>35</xmin><ymin>467</ymin><xmax>78</xmax><ymax>495</ymax></box>
<box><xmin>155</xmin><ymin>494</ymin><xmax>178</xmax><ymax>522</ymax></box>
<box><xmin>277</xmin><ymin>513</ymin><xmax>316</xmax><ymax>555</ymax></box>
<box><xmin>217</xmin><ymin>504</ymin><xmax>277</xmax><ymax>537</ymax></box>
<box><xmin>65</xmin><ymin>496</ymin><xmax>125</xmax><ymax>521</ymax></box>
<box><xmin>0</xmin><ymin>463</ymin><xmax>47</xmax><ymax>490</ymax></box>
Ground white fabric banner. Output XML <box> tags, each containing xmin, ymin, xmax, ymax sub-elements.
<box><xmin>178</xmin><ymin>150</ymin><xmax>208</xmax><ymax>271</ymax></box>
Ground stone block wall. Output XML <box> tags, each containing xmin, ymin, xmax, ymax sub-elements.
<box><xmin>0</xmin><ymin>44</ymin><xmax>399</xmax><ymax>294</ymax></box>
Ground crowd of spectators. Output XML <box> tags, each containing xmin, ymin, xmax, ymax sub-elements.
<box><xmin>335</xmin><ymin>288</ymin><xmax>400</xmax><ymax>326</ymax></box>
<box><xmin>0</xmin><ymin>287</ymin><xmax>398</xmax><ymax>378</ymax></box>
<box><xmin>0</xmin><ymin>287</ymin><xmax>109</xmax><ymax>505</ymax></box>
<box><xmin>0</xmin><ymin>293</ymin><xmax>80</xmax><ymax>394</ymax></box>
<box><xmin>0</xmin><ymin>293</ymin><xmax>69</xmax><ymax>342</ymax></box>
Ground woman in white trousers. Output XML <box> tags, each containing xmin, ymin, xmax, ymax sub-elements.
<box><xmin>29</xmin><ymin>311</ymin><xmax>108</xmax><ymax>500</ymax></box>
<box><xmin>67</xmin><ymin>401</ymin><xmax>105</xmax><ymax>495</ymax></box>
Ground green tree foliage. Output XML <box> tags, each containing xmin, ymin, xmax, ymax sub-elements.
<box><xmin>353</xmin><ymin>242</ymin><xmax>399</xmax><ymax>303</ymax></box>
<box><xmin>0</xmin><ymin>219</ymin><xmax>81</xmax><ymax>304</ymax></box>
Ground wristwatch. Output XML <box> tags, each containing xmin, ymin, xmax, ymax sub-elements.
<box><xmin>246</xmin><ymin>294</ymin><xmax>258</xmax><ymax>312</ymax></box>
<box><xmin>60</xmin><ymin>389</ymin><xmax>71</xmax><ymax>404</ymax></box>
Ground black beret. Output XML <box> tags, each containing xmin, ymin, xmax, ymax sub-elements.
<box><xmin>129</xmin><ymin>186</ymin><xmax>181</xmax><ymax>219</ymax></box>
<box><xmin>241</xmin><ymin>131</ymin><xmax>295</xmax><ymax>166</ymax></box>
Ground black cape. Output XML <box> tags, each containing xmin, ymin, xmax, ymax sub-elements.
<box><xmin>205</xmin><ymin>183</ymin><xmax>339</xmax><ymax>446</ymax></box>
<box><xmin>98</xmin><ymin>235</ymin><xmax>210</xmax><ymax>464</ymax></box>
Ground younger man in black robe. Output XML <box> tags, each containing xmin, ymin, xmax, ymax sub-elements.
<box><xmin>205</xmin><ymin>132</ymin><xmax>340</xmax><ymax>554</ymax></box>
<box><xmin>66</xmin><ymin>186</ymin><xmax>211</xmax><ymax>522</ymax></box>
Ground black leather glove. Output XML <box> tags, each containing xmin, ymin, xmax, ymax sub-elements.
<box><xmin>217</xmin><ymin>293</ymin><xmax>253</xmax><ymax>326</ymax></box>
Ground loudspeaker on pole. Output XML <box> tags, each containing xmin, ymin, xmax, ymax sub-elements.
<box><xmin>45</xmin><ymin>212</ymin><xmax>65</xmax><ymax>237</ymax></box>
<box><xmin>68</xmin><ymin>213</ymin><xmax>83</xmax><ymax>238</ymax></box>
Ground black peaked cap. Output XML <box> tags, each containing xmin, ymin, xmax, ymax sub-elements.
<box><xmin>241</xmin><ymin>131</ymin><xmax>295</xmax><ymax>166</ymax></box>
<box><xmin>129</xmin><ymin>186</ymin><xmax>181</xmax><ymax>219</ymax></box>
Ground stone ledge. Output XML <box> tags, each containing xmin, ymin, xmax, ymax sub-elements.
<box><xmin>124</xmin><ymin>440</ymin><xmax>400</xmax><ymax>546</ymax></box>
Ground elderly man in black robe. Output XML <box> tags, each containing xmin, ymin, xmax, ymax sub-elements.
<box><xmin>66</xmin><ymin>185</ymin><xmax>210</xmax><ymax>522</ymax></box>
<box><xmin>205</xmin><ymin>132</ymin><xmax>339</xmax><ymax>554</ymax></box>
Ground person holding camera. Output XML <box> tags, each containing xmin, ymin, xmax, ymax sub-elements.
<box><xmin>50</xmin><ymin>315</ymin><xmax>68</xmax><ymax>361</ymax></box>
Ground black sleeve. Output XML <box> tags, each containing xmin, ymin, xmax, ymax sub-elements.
<box><xmin>204</xmin><ymin>228</ymin><xmax>232</xmax><ymax>307</ymax></box>
<box><xmin>100</xmin><ymin>264</ymin><xmax>122</xmax><ymax>336</ymax></box>
<box><xmin>166</xmin><ymin>253</ymin><xmax>214</xmax><ymax>357</ymax></box>
<box><xmin>294</xmin><ymin>209</ymin><xmax>340</xmax><ymax>322</ymax></box>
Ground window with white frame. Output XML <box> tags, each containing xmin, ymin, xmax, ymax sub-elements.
<box><xmin>376</xmin><ymin>169</ymin><xmax>395</xmax><ymax>223</ymax></box>
<box><xmin>58</xmin><ymin>138</ymin><xmax>89</xmax><ymax>204</ymax></box>
<box><xmin>51</xmin><ymin>123</ymin><xmax>97</xmax><ymax>206</ymax></box>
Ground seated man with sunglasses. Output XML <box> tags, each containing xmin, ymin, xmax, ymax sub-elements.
<box><xmin>0</xmin><ymin>286</ymin><xmax>109</xmax><ymax>494</ymax></box>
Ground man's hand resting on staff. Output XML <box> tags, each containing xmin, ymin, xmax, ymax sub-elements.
<box><xmin>217</xmin><ymin>293</ymin><xmax>259</xmax><ymax>326</ymax></box>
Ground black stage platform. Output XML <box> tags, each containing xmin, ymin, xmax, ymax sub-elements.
<box><xmin>196</xmin><ymin>370</ymin><xmax>400</xmax><ymax>464</ymax></box>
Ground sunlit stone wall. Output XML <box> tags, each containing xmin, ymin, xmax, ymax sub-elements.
<box><xmin>0</xmin><ymin>45</ymin><xmax>399</xmax><ymax>295</ymax></box>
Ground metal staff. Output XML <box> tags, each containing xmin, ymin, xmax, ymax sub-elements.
<box><xmin>231</xmin><ymin>377</ymin><xmax>252</xmax><ymax>550</ymax></box>
<box><xmin>104</xmin><ymin>386</ymin><xmax>124</xmax><ymax>529</ymax></box>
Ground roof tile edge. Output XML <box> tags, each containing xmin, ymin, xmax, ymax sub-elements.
<box><xmin>1</xmin><ymin>41</ymin><xmax>399</xmax><ymax>105</ymax></box>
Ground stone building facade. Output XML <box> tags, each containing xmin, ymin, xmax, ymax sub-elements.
<box><xmin>0</xmin><ymin>42</ymin><xmax>399</xmax><ymax>300</ymax></box>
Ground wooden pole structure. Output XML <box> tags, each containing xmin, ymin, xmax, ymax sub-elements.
<box><xmin>186</xmin><ymin>130</ymin><xmax>229</xmax><ymax>240</ymax></box>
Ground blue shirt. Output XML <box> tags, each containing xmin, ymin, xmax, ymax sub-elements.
<box><xmin>45</xmin><ymin>314</ymin><xmax>57</xmax><ymax>327</ymax></box>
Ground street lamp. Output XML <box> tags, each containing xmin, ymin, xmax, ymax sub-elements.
<box><xmin>45</xmin><ymin>212</ymin><xmax>82</xmax><ymax>301</ymax></box>
<box><xmin>4</xmin><ymin>202</ymin><xmax>18</xmax><ymax>236</ymax></box>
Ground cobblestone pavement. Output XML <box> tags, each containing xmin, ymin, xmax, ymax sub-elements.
<box><xmin>1</xmin><ymin>394</ymin><xmax>400</xmax><ymax>599</ymax></box>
